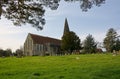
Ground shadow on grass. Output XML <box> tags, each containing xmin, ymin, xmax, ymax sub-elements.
<box><xmin>58</xmin><ymin>75</ymin><xmax>65</xmax><ymax>79</ymax></box>
<box><xmin>33</xmin><ymin>72</ymin><xmax>41</xmax><ymax>76</ymax></box>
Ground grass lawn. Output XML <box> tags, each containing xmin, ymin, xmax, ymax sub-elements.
<box><xmin>0</xmin><ymin>54</ymin><xmax>120</xmax><ymax>79</ymax></box>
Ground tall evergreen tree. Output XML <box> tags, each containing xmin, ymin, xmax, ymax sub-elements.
<box><xmin>83</xmin><ymin>34</ymin><xmax>97</xmax><ymax>54</ymax></box>
<box><xmin>103</xmin><ymin>28</ymin><xmax>117</xmax><ymax>52</ymax></box>
<box><xmin>61</xmin><ymin>31</ymin><xmax>81</xmax><ymax>54</ymax></box>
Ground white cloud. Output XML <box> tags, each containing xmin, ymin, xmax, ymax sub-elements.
<box><xmin>0</xmin><ymin>38</ymin><xmax>23</xmax><ymax>52</ymax></box>
<box><xmin>92</xmin><ymin>32</ymin><xmax>106</xmax><ymax>42</ymax></box>
<box><xmin>0</xmin><ymin>16</ymin><xmax>37</xmax><ymax>51</ymax></box>
<box><xmin>79</xmin><ymin>32</ymin><xmax>106</xmax><ymax>43</ymax></box>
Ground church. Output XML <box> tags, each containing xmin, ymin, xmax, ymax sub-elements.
<box><xmin>24</xmin><ymin>18</ymin><xmax>70</xmax><ymax>56</ymax></box>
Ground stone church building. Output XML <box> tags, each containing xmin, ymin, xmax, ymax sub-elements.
<box><xmin>24</xmin><ymin>18</ymin><xmax>70</xmax><ymax>56</ymax></box>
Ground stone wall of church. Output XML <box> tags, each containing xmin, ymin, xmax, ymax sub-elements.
<box><xmin>24</xmin><ymin>34</ymin><xmax>33</xmax><ymax>56</ymax></box>
<box><xmin>33</xmin><ymin>44</ymin><xmax>45</xmax><ymax>56</ymax></box>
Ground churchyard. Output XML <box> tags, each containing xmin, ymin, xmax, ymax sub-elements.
<box><xmin>0</xmin><ymin>54</ymin><xmax>120</xmax><ymax>79</ymax></box>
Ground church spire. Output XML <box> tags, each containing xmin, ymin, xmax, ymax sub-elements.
<box><xmin>63</xmin><ymin>18</ymin><xmax>70</xmax><ymax>35</ymax></box>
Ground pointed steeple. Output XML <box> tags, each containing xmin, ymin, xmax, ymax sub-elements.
<box><xmin>63</xmin><ymin>18</ymin><xmax>70</xmax><ymax>35</ymax></box>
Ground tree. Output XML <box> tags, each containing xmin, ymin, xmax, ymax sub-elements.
<box><xmin>65</xmin><ymin>0</ymin><xmax>105</xmax><ymax>11</ymax></box>
<box><xmin>0</xmin><ymin>48</ymin><xmax>4</xmax><ymax>57</ymax></box>
<box><xmin>83</xmin><ymin>34</ymin><xmax>97</xmax><ymax>54</ymax></box>
<box><xmin>61</xmin><ymin>31</ymin><xmax>81</xmax><ymax>54</ymax></box>
<box><xmin>0</xmin><ymin>48</ymin><xmax>12</xmax><ymax>57</ymax></box>
<box><xmin>16</xmin><ymin>49</ymin><xmax>23</xmax><ymax>58</ymax></box>
<box><xmin>0</xmin><ymin>0</ymin><xmax>105</xmax><ymax>30</ymax></box>
<box><xmin>5</xmin><ymin>48</ymin><xmax>12</xmax><ymax>56</ymax></box>
<box><xmin>103</xmin><ymin>28</ymin><xmax>118</xmax><ymax>52</ymax></box>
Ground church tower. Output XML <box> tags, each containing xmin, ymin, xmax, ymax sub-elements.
<box><xmin>63</xmin><ymin>18</ymin><xmax>70</xmax><ymax>36</ymax></box>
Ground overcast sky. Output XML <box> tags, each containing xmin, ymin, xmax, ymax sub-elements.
<box><xmin>0</xmin><ymin>0</ymin><xmax>120</xmax><ymax>51</ymax></box>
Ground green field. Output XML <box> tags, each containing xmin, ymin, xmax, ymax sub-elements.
<box><xmin>0</xmin><ymin>54</ymin><xmax>120</xmax><ymax>79</ymax></box>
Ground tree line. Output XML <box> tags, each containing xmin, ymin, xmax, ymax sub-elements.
<box><xmin>0</xmin><ymin>48</ymin><xmax>23</xmax><ymax>57</ymax></box>
<box><xmin>0</xmin><ymin>48</ymin><xmax>12</xmax><ymax>57</ymax></box>
<box><xmin>61</xmin><ymin>28</ymin><xmax>120</xmax><ymax>54</ymax></box>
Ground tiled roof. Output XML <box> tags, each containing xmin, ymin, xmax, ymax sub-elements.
<box><xmin>29</xmin><ymin>33</ymin><xmax>61</xmax><ymax>45</ymax></box>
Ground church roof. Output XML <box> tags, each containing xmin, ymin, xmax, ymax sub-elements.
<box><xmin>29</xmin><ymin>33</ymin><xmax>61</xmax><ymax>45</ymax></box>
